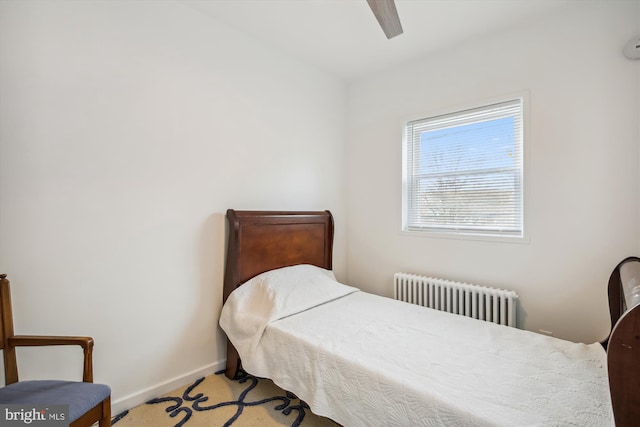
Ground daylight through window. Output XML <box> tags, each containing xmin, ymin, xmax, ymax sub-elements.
<box><xmin>403</xmin><ymin>98</ymin><xmax>524</xmax><ymax>238</ymax></box>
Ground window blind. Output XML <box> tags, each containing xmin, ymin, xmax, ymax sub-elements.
<box><xmin>403</xmin><ymin>98</ymin><xmax>523</xmax><ymax>237</ymax></box>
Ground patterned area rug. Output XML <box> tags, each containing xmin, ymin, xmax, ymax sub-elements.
<box><xmin>111</xmin><ymin>370</ymin><xmax>338</xmax><ymax>427</ymax></box>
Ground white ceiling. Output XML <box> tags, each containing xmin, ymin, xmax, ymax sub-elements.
<box><xmin>179</xmin><ymin>0</ymin><xmax>581</xmax><ymax>82</ymax></box>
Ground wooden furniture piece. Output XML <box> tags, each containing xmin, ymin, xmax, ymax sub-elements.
<box><xmin>0</xmin><ymin>274</ymin><xmax>111</xmax><ymax>427</ymax></box>
<box><xmin>222</xmin><ymin>209</ymin><xmax>333</xmax><ymax>379</ymax></box>
<box><xmin>220</xmin><ymin>209</ymin><xmax>640</xmax><ymax>427</ymax></box>
<box><xmin>605</xmin><ymin>256</ymin><xmax>640</xmax><ymax>427</ymax></box>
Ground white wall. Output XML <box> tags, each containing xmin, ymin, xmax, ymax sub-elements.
<box><xmin>0</xmin><ymin>0</ymin><xmax>346</xmax><ymax>414</ymax></box>
<box><xmin>637</xmin><ymin>5</ymin><xmax>640</xmax><ymax>249</ymax></box>
<box><xmin>346</xmin><ymin>1</ymin><xmax>640</xmax><ymax>344</ymax></box>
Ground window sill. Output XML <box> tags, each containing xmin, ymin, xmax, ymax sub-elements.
<box><xmin>400</xmin><ymin>228</ymin><xmax>530</xmax><ymax>244</ymax></box>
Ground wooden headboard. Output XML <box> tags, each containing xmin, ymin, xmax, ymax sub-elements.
<box><xmin>222</xmin><ymin>209</ymin><xmax>334</xmax><ymax>378</ymax></box>
<box><xmin>605</xmin><ymin>256</ymin><xmax>640</xmax><ymax>426</ymax></box>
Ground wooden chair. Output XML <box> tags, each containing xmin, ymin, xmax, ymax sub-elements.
<box><xmin>0</xmin><ymin>274</ymin><xmax>111</xmax><ymax>426</ymax></box>
<box><xmin>605</xmin><ymin>257</ymin><xmax>640</xmax><ymax>426</ymax></box>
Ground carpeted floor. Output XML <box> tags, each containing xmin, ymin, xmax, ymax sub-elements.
<box><xmin>111</xmin><ymin>370</ymin><xmax>338</xmax><ymax>427</ymax></box>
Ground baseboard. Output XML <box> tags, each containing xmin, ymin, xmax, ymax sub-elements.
<box><xmin>111</xmin><ymin>359</ymin><xmax>226</xmax><ymax>416</ymax></box>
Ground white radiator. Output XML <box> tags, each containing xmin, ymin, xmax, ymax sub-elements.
<box><xmin>394</xmin><ymin>272</ymin><xmax>518</xmax><ymax>327</ymax></box>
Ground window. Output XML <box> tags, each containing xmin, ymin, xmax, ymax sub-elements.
<box><xmin>403</xmin><ymin>98</ymin><xmax>524</xmax><ymax>238</ymax></box>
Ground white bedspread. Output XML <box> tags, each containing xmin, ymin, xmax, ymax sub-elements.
<box><xmin>220</xmin><ymin>265</ymin><xmax>614</xmax><ymax>427</ymax></box>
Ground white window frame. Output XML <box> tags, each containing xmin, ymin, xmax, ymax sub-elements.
<box><xmin>402</xmin><ymin>95</ymin><xmax>528</xmax><ymax>242</ymax></box>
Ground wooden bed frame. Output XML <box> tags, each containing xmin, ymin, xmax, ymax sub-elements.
<box><xmin>221</xmin><ymin>209</ymin><xmax>639</xmax><ymax>426</ymax></box>
<box><xmin>222</xmin><ymin>209</ymin><xmax>333</xmax><ymax>380</ymax></box>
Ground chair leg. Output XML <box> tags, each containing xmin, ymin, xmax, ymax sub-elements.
<box><xmin>99</xmin><ymin>397</ymin><xmax>111</xmax><ymax>427</ymax></box>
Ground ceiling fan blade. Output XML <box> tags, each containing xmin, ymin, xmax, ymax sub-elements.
<box><xmin>366</xmin><ymin>0</ymin><xmax>403</xmax><ymax>39</ymax></box>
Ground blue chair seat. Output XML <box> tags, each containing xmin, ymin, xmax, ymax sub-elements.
<box><xmin>0</xmin><ymin>380</ymin><xmax>111</xmax><ymax>423</ymax></box>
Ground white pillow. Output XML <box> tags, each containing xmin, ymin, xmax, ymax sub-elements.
<box><xmin>219</xmin><ymin>264</ymin><xmax>358</xmax><ymax>361</ymax></box>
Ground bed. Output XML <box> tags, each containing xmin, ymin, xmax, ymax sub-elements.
<box><xmin>219</xmin><ymin>209</ymin><xmax>639</xmax><ymax>427</ymax></box>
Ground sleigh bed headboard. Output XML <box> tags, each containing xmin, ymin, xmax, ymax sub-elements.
<box><xmin>605</xmin><ymin>256</ymin><xmax>640</xmax><ymax>426</ymax></box>
<box><xmin>222</xmin><ymin>209</ymin><xmax>333</xmax><ymax>302</ymax></box>
<box><xmin>222</xmin><ymin>209</ymin><xmax>334</xmax><ymax>378</ymax></box>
